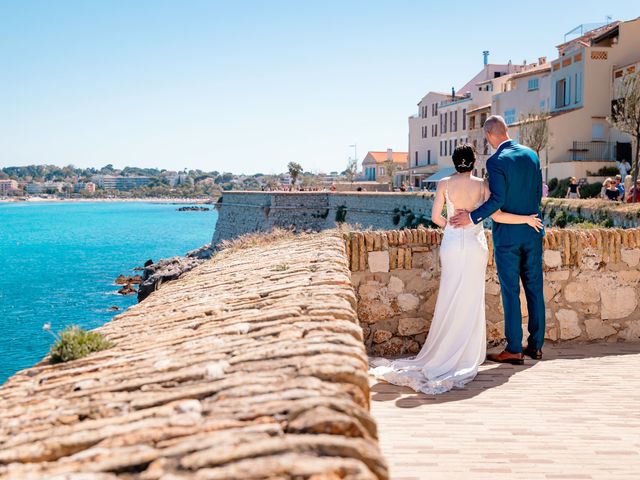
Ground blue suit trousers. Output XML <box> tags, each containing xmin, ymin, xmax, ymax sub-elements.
<box><xmin>494</xmin><ymin>239</ymin><xmax>545</xmax><ymax>353</ymax></box>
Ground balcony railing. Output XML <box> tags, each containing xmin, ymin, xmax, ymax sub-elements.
<box><xmin>569</xmin><ymin>141</ymin><xmax>616</xmax><ymax>161</ymax></box>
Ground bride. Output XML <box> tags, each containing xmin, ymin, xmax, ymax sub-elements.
<box><xmin>369</xmin><ymin>144</ymin><xmax>542</xmax><ymax>395</ymax></box>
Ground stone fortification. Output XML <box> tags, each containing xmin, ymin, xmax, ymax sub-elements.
<box><xmin>212</xmin><ymin>191</ymin><xmax>434</xmax><ymax>245</ymax></box>
<box><xmin>541</xmin><ymin>198</ymin><xmax>640</xmax><ymax>228</ymax></box>
<box><xmin>0</xmin><ymin>232</ymin><xmax>387</xmax><ymax>479</ymax></box>
<box><xmin>345</xmin><ymin>227</ymin><xmax>640</xmax><ymax>356</ymax></box>
<box><xmin>212</xmin><ymin>192</ymin><xmax>640</xmax><ymax>249</ymax></box>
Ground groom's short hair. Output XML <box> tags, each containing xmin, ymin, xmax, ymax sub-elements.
<box><xmin>483</xmin><ymin>115</ymin><xmax>508</xmax><ymax>136</ymax></box>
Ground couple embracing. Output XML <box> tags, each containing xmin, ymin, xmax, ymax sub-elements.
<box><xmin>370</xmin><ymin>115</ymin><xmax>546</xmax><ymax>395</ymax></box>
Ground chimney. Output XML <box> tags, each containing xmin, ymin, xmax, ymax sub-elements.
<box><xmin>386</xmin><ymin>148</ymin><xmax>393</xmax><ymax>161</ymax></box>
<box><xmin>538</xmin><ymin>56</ymin><xmax>547</xmax><ymax>65</ymax></box>
<box><xmin>451</xmin><ymin>86</ymin><xmax>455</xmax><ymax>100</ymax></box>
<box><xmin>483</xmin><ymin>50</ymin><xmax>489</xmax><ymax>66</ymax></box>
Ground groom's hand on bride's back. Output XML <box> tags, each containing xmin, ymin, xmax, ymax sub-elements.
<box><xmin>449</xmin><ymin>209</ymin><xmax>471</xmax><ymax>228</ymax></box>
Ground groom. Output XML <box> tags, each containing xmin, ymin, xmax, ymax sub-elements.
<box><xmin>450</xmin><ymin>115</ymin><xmax>545</xmax><ymax>364</ymax></box>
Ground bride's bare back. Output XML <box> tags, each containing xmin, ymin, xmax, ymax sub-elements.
<box><xmin>443</xmin><ymin>174</ymin><xmax>485</xmax><ymax>212</ymax></box>
<box><xmin>430</xmin><ymin>173</ymin><xmax>485</xmax><ymax>228</ymax></box>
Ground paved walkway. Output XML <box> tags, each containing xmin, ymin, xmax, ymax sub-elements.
<box><xmin>370</xmin><ymin>343</ymin><xmax>640</xmax><ymax>480</ymax></box>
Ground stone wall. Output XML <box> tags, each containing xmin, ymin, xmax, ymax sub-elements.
<box><xmin>212</xmin><ymin>191</ymin><xmax>434</xmax><ymax>245</ymax></box>
<box><xmin>541</xmin><ymin>198</ymin><xmax>640</xmax><ymax>228</ymax></box>
<box><xmin>212</xmin><ymin>192</ymin><xmax>640</xmax><ymax>247</ymax></box>
<box><xmin>345</xmin><ymin>227</ymin><xmax>640</xmax><ymax>356</ymax></box>
<box><xmin>0</xmin><ymin>231</ymin><xmax>388</xmax><ymax>479</ymax></box>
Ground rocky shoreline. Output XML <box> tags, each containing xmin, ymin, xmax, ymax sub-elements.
<box><xmin>176</xmin><ymin>205</ymin><xmax>211</xmax><ymax>211</ymax></box>
<box><xmin>136</xmin><ymin>243</ymin><xmax>214</xmax><ymax>302</ymax></box>
<box><xmin>114</xmin><ymin>245</ymin><xmax>214</xmax><ymax>301</ymax></box>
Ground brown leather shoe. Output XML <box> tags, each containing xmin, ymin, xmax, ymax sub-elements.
<box><xmin>487</xmin><ymin>350</ymin><xmax>524</xmax><ymax>365</ymax></box>
<box><xmin>523</xmin><ymin>346</ymin><xmax>543</xmax><ymax>360</ymax></box>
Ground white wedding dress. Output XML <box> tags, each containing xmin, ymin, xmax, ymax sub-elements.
<box><xmin>369</xmin><ymin>186</ymin><xmax>489</xmax><ymax>394</ymax></box>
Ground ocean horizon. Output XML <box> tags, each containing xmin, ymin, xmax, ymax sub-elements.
<box><xmin>0</xmin><ymin>201</ymin><xmax>217</xmax><ymax>384</ymax></box>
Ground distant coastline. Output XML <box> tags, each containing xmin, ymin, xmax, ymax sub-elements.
<box><xmin>0</xmin><ymin>196</ymin><xmax>216</xmax><ymax>204</ymax></box>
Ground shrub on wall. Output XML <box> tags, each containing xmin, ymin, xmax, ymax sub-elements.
<box><xmin>549</xmin><ymin>177</ymin><xmax>571</xmax><ymax>198</ymax></box>
<box><xmin>586</xmin><ymin>166</ymin><xmax>619</xmax><ymax>177</ymax></box>
<box><xmin>47</xmin><ymin>325</ymin><xmax>114</xmax><ymax>363</ymax></box>
<box><xmin>392</xmin><ymin>206</ymin><xmax>437</xmax><ymax>229</ymax></box>
<box><xmin>335</xmin><ymin>205</ymin><xmax>347</xmax><ymax>223</ymax></box>
<box><xmin>580</xmin><ymin>182</ymin><xmax>603</xmax><ymax>199</ymax></box>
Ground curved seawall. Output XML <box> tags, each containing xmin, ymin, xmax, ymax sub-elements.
<box><xmin>211</xmin><ymin>191</ymin><xmax>435</xmax><ymax>245</ymax></box>
<box><xmin>0</xmin><ymin>231</ymin><xmax>388</xmax><ymax>479</ymax></box>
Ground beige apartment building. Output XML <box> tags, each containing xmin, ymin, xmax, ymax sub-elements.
<box><xmin>404</xmin><ymin>55</ymin><xmax>530</xmax><ymax>187</ymax></box>
<box><xmin>546</xmin><ymin>18</ymin><xmax>640</xmax><ymax>180</ymax></box>
<box><xmin>409</xmin><ymin>92</ymin><xmax>451</xmax><ymax>175</ymax></box>
<box><xmin>0</xmin><ymin>179</ymin><xmax>19</xmax><ymax>195</ymax></box>
<box><xmin>403</xmin><ymin>16</ymin><xmax>640</xmax><ymax>187</ymax></box>
<box><xmin>490</xmin><ymin>60</ymin><xmax>552</xmax><ymax>177</ymax></box>
<box><xmin>437</xmin><ymin>60</ymin><xmax>525</xmax><ymax>170</ymax></box>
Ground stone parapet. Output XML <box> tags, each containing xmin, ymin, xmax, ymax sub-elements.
<box><xmin>212</xmin><ymin>192</ymin><xmax>640</xmax><ymax>247</ymax></box>
<box><xmin>541</xmin><ymin>198</ymin><xmax>640</xmax><ymax>228</ymax></box>
<box><xmin>0</xmin><ymin>232</ymin><xmax>388</xmax><ymax>479</ymax></box>
<box><xmin>212</xmin><ymin>191</ymin><xmax>434</xmax><ymax>245</ymax></box>
<box><xmin>345</xmin><ymin>228</ymin><xmax>640</xmax><ymax>356</ymax></box>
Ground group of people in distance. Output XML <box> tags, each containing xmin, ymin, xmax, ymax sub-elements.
<box><xmin>599</xmin><ymin>174</ymin><xmax>640</xmax><ymax>202</ymax></box>
<box><xmin>565</xmin><ymin>170</ymin><xmax>640</xmax><ymax>203</ymax></box>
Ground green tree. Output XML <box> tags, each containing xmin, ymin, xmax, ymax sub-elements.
<box><xmin>610</xmin><ymin>73</ymin><xmax>640</xmax><ymax>202</ymax></box>
<box><xmin>344</xmin><ymin>158</ymin><xmax>358</xmax><ymax>183</ymax></box>
<box><xmin>287</xmin><ymin>162</ymin><xmax>303</xmax><ymax>186</ymax></box>
<box><xmin>519</xmin><ymin>111</ymin><xmax>551</xmax><ymax>181</ymax></box>
<box><xmin>385</xmin><ymin>162</ymin><xmax>401</xmax><ymax>188</ymax></box>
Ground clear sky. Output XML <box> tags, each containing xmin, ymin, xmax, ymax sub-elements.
<box><xmin>1</xmin><ymin>1</ymin><xmax>638</xmax><ymax>174</ymax></box>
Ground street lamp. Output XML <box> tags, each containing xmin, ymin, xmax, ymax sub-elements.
<box><xmin>349</xmin><ymin>144</ymin><xmax>357</xmax><ymax>162</ymax></box>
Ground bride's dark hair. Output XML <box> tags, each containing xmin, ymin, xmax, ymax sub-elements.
<box><xmin>452</xmin><ymin>144</ymin><xmax>476</xmax><ymax>173</ymax></box>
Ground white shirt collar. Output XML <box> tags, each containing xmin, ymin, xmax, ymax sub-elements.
<box><xmin>497</xmin><ymin>139</ymin><xmax>511</xmax><ymax>150</ymax></box>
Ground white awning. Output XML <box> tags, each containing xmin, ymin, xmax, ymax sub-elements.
<box><xmin>424</xmin><ymin>167</ymin><xmax>456</xmax><ymax>182</ymax></box>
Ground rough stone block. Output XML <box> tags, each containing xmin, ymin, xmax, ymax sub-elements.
<box><xmin>388</xmin><ymin>276</ymin><xmax>404</xmax><ymax>294</ymax></box>
<box><xmin>372</xmin><ymin>329</ymin><xmax>393</xmax><ymax>344</ymax></box>
<box><xmin>620</xmin><ymin>319</ymin><xmax>640</xmax><ymax>341</ymax></box>
<box><xmin>357</xmin><ymin>298</ymin><xmax>395</xmax><ymax>324</ymax></box>
<box><xmin>584</xmin><ymin>318</ymin><xmax>617</xmax><ymax>340</ymax></box>
<box><xmin>557</xmin><ymin>309</ymin><xmax>582</xmax><ymax>340</ymax></box>
<box><xmin>486</xmin><ymin>281</ymin><xmax>501</xmax><ymax>296</ymax></box>
<box><xmin>398</xmin><ymin>317</ymin><xmax>428</xmax><ymax>336</ymax></box>
<box><xmin>544</xmin><ymin>250</ymin><xmax>562</xmax><ymax>269</ymax></box>
<box><xmin>368</xmin><ymin>251</ymin><xmax>390</xmax><ymax>273</ymax></box>
<box><xmin>546</xmin><ymin>270</ymin><xmax>570</xmax><ymax>281</ymax></box>
<box><xmin>564</xmin><ymin>282</ymin><xmax>601</xmax><ymax>303</ymax></box>
<box><xmin>621</xmin><ymin>248</ymin><xmax>640</xmax><ymax>267</ymax></box>
<box><xmin>601</xmin><ymin>286</ymin><xmax>638</xmax><ymax>320</ymax></box>
<box><xmin>397</xmin><ymin>293</ymin><xmax>419</xmax><ymax>312</ymax></box>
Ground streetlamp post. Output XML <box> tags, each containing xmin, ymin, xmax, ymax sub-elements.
<box><xmin>349</xmin><ymin>144</ymin><xmax>357</xmax><ymax>162</ymax></box>
<box><xmin>349</xmin><ymin>144</ymin><xmax>359</xmax><ymax>179</ymax></box>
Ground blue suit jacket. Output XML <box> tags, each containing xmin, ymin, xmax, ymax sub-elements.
<box><xmin>470</xmin><ymin>140</ymin><xmax>544</xmax><ymax>247</ymax></box>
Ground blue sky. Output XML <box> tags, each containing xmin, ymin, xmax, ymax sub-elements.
<box><xmin>1</xmin><ymin>1</ymin><xmax>638</xmax><ymax>174</ymax></box>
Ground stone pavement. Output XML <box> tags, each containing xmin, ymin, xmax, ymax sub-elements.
<box><xmin>370</xmin><ymin>343</ymin><xmax>640</xmax><ymax>480</ymax></box>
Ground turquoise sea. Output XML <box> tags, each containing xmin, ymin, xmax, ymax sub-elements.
<box><xmin>0</xmin><ymin>201</ymin><xmax>217</xmax><ymax>384</ymax></box>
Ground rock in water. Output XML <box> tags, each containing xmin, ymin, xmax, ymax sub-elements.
<box><xmin>137</xmin><ymin>244</ymin><xmax>214</xmax><ymax>302</ymax></box>
<box><xmin>108</xmin><ymin>306</ymin><xmax>120</xmax><ymax>311</ymax></box>
<box><xmin>114</xmin><ymin>274</ymin><xmax>128</xmax><ymax>285</ymax></box>
<box><xmin>177</xmin><ymin>206</ymin><xmax>210</xmax><ymax>211</ymax></box>
<box><xmin>117</xmin><ymin>283</ymin><xmax>136</xmax><ymax>296</ymax></box>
